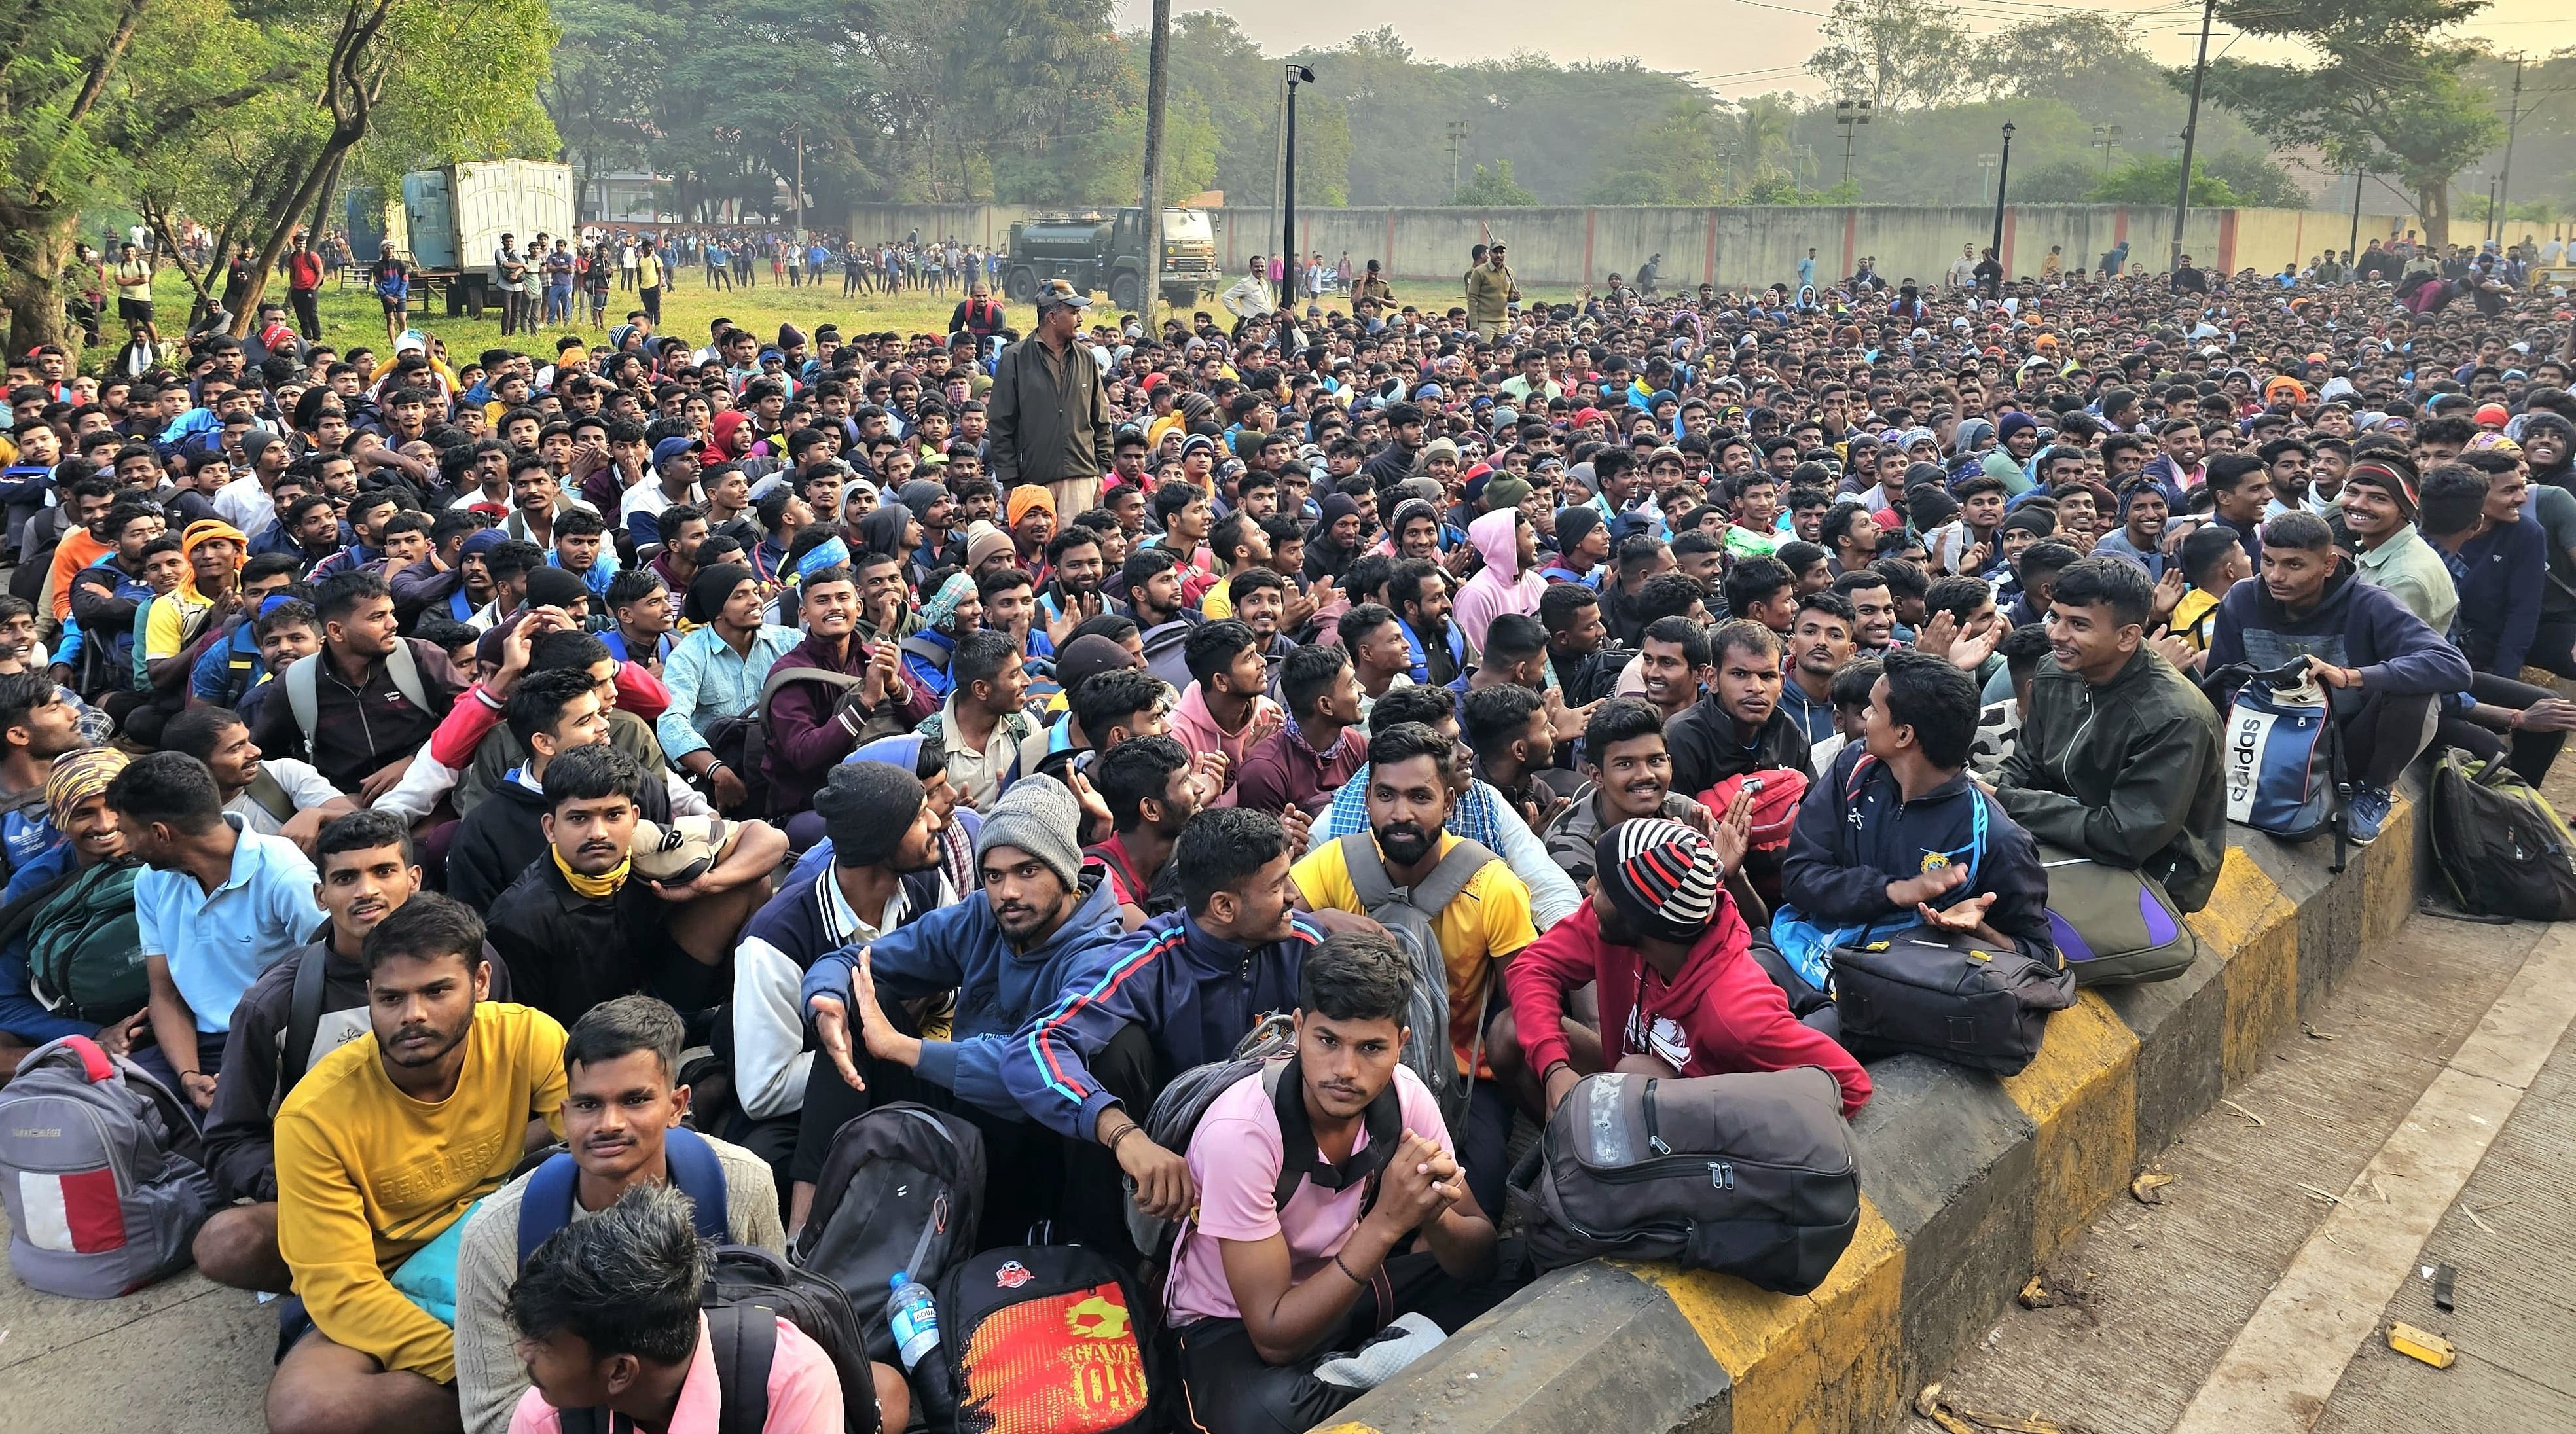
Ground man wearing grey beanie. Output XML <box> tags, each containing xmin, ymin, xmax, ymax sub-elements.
<box><xmin>802</xmin><ymin>774</ymin><xmax>1164</xmax><ymax>1251</ymax></box>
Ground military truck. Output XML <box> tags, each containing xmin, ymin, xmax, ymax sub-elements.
<box><xmin>1000</xmin><ymin>207</ymin><xmax>1218</xmax><ymax>311</ymax></box>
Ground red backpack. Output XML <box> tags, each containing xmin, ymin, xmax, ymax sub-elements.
<box><xmin>1699</xmin><ymin>768</ymin><xmax>1809</xmax><ymax>853</ymax></box>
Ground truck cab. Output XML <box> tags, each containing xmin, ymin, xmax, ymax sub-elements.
<box><xmin>1001</xmin><ymin>207</ymin><xmax>1218</xmax><ymax>313</ymax></box>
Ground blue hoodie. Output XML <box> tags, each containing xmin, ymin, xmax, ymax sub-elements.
<box><xmin>2204</xmin><ymin>563</ymin><xmax>2470</xmax><ymax>703</ymax></box>
<box><xmin>1005</xmin><ymin>910</ymin><xmax>1320</xmax><ymax>1139</ymax></box>
<box><xmin>801</xmin><ymin>869</ymin><xmax>1123</xmax><ymax>1135</ymax></box>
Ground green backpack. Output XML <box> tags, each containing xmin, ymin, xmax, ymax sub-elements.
<box><xmin>24</xmin><ymin>859</ymin><xmax>147</xmax><ymax>1026</ymax></box>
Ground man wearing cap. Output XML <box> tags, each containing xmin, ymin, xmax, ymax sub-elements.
<box><xmin>989</xmin><ymin>278</ymin><xmax>1114</xmax><ymax>520</ymax></box>
<box><xmin>624</xmin><ymin>437</ymin><xmax>704</xmax><ymax>556</ymax></box>
<box><xmin>2343</xmin><ymin>459</ymin><xmax>2456</xmax><ymax>634</ymax></box>
<box><xmin>1465</xmin><ymin>243</ymin><xmax>1515</xmax><ymax>342</ymax></box>
<box><xmin>1507</xmin><ymin>814</ymin><xmax>1868</xmax><ymax>1120</ymax></box>
<box><xmin>803</xmin><ymin>774</ymin><xmax>1155</xmax><ymax>1251</ymax></box>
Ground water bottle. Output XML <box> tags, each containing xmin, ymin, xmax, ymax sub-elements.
<box><xmin>888</xmin><ymin>1271</ymin><xmax>956</xmax><ymax>1423</ymax></box>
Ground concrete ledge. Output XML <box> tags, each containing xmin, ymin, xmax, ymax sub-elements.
<box><xmin>1330</xmin><ymin>790</ymin><xmax>2421</xmax><ymax>1434</ymax></box>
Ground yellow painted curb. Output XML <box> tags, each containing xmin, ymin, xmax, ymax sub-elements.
<box><xmin>1999</xmin><ymin>993</ymin><xmax>2139</xmax><ymax>1262</ymax></box>
<box><xmin>1625</xmin><ymin>1196</ymin><xmax>1908</xmax><ymax>1434</ymax></box>
<box><xmin>2189</xmin><ymin>851</ymin><xmax>2301</xmax><ymax>1084</ymax></box>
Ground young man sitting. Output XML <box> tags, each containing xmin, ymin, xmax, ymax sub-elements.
<box><xmin>1508</xmin><ymin>816</ymin><xmax>1868</xmax><ymax>1119</ymax></box>
<box><xmin>1777</xmin><ymin>651</ymin><xmax>2056</xmax><ymax>1014</ymax></box>
<box><xmin>1663</xmin><ymin>620</ymin><xmax>1811</xmax><ymax>798</ymax></box>
<box><xmin>452</xmin><ymin>997</ymin><xmax>869</xmax><ymax>1434</ymax></box>
<box><xmin>2204</xmin><ymin>511</ymin><xmax>2470</xmax><ymax>844</ymax></box>
<box><xmin>1161</xmin><ymin>930</ymin><xmax>1507</xmax><ymax>1434</ymax></box>
<box><xmin>1237</xmin><ymin>643</ymin><xmax>1368</xmax><ymax>818</ymax></box>
<box><xmin>162</xmin><ymin>703</ymin><xmax>354</xmax><ymax>850</ymax></box>
<box><xmin>266</xmin><ymin>895</ymin><xmax>567</xmax><ymax>1434</ymax></box>
<box><xmin>1292</xmin><ymin>721</ymin><xmax>1537</xmax><ymax>1216</ymax></box>
<box><xmin>501</xmin><ymin>1184</ymin><xmax>849</xmax><ymax>1434</ymax></box>
<box><xmin>1540</xmin><ymin>696</ymin><xmax>1704</xmax><ymax>884</ymax></box>
<box><xmin>1994</xmin><ymin>557</ymin><xmax>2227</xmax><ymax>913</ymax></box>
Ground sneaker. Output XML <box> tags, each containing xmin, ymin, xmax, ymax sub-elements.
<box><xmin>2346</xmin><ymin>785</ymin><xmax>2393</xmax><ymax>846</ymax></box>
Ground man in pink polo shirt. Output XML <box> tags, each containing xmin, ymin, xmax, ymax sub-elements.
<box><xmin>505</xmin><ymin>1183</ymin><xmax>865</xmax><ymax>1434</ymax></box>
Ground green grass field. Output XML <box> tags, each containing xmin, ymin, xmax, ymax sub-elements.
<box><xmin>120</xmin><ymin>268</ymin><xmax>1596</xmax><ymax>367</ymax></box>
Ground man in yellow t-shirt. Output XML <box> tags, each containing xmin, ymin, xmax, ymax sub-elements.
<box><xmin>1290</xmin><ymin>719</ymin><xmax>1534</xmax><ymax>1215</ymax></box>
<box><xmin>634</xmin><ymin>240</ymin><xmax>664</xmax><ymax>326</ymax></box>
<box><xmin>268</xmin><ymin>893</ymin><xmax>568</xmax><ymax>1434</ymax></box>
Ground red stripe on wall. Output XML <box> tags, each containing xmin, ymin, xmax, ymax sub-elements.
<box><xmin>2217</xmin><ymin>209</ymin><xmax>2239</xmax><ymax>274</ymax></box>
<box><xmin>2001</xmin><ymin>208</ymin><xmax>2018</xmax><ymax>276</ymax></box>
<box><xmin>1704</xmin><ymin>209</ymin><xmax>1718</xmax><ymax>286</ymax></box>
<box><xmin>1583</xmin><ymin>208</ymin><xmax>1597</xmax><ymax>285</ymax></box>
<box><xmin>2114</xmin><ymin>207</ymin><xmax>2129</xmax><ymax>245</ymax></box>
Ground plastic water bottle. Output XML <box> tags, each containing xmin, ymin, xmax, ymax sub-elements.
<box><xmin>888</xmin><ymin>1271</ymin><xmax>956</xmax><ymax>1422</ymax></box>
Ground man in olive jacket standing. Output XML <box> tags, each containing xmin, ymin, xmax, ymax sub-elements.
<box><xmin>989</xmin><ymin>278</ymin><xmax>1114</xmax><ymax>518</ymax></box>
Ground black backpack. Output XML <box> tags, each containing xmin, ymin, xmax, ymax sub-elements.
<box><xmin>553</xmin><ymin>1304</ymin><xmax>782</xmax><ymax>1434</ymax></box>
<box><xmin>2427</xmin><ymin>749</ymin><xmax>2576</xmax><ymax>922</ymax></box>
<box><xmin>937</xmin><ymin>1244</ymin><xmax>1153</xmax><ymax>1434</ymax></box>
<box><xmin>1510</xmin><ymin>1067</ymin><xmax>1860</xmax><ymax>1296</ymax></box>
<box><xmin>789</xmin><ymin>1103</ymin><xmax>985</xmax><ymax>1363</ymax></box>
<box><xmin>1830</xmin><ymin>927</ymin><xmax>2077</xmax><ymax>1075</ymax></box>
<box><xmin>705</xmin><ymin>1245</ymin><xmax>884</xmax><ymax>1434</ymax></box>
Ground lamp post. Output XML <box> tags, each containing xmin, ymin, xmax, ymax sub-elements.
<box><xmin>1280</xmin><ymin>63</ymin><xmax>1313</xmax><ymax>308</ymax></box>
<box><xmin>2091</xmin><ymin>124</ymin><xmax>2124</xmax><ymax>175</ymax></box>
<box><xmin>1989</xmin><ymin>122</ymin><xmax>2015</xmax><ymax>262</ymax></box>
<box><xmin>1139</xmin><ymin>0</ymin><xmax>1170</xmax><ymax>319</ymax></box>
<box><xmin>2171</xmin><ymin>0</ymin><xmax>2218</xmax><ymax>273</ymax></box>
<box><xmin>1834</xmin><ymin>98</ymin><xmax>1872</xmax><ymax>188</ymax></box>
<box><xmin>1445</xmin><ymin>120</ymin><xmax>1470</xmax><ymax>202</ymax></box>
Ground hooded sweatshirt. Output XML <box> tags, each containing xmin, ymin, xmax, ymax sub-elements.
<box><xmin>1506</xmin><ymin>901</ymin><xmax>1869</xmax><ymax>1117</ymax></box>
<box><xmin>2203</xmin><ymin>560</ymin><xmax>2470</xmax><ymax>704</ymax></box>
<box><xmin>1453</xmin><ymin>509</ymin><xmax>1546</xmax><ymax>654</ymax></box>
<box><xmin>800</xmin><ymin>869</ymin><xmax>1125</xmax><ymax>1133</ymax></box>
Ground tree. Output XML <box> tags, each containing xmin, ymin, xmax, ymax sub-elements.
<box><xmin>2198</xmin><ymin>0</ymin><xmax>2501</xmax><ymax>243</ymax></box>
<box><xmin>2089</xmin><ymin>156</ymin><xmax>2241</xmax><ymax>206</ymax></box>
<box><xmin>1978</xmin><ymin>14</ymin><xmax>2147</xmax><ymax>101</ymax></box>
<box><xmin>1805</xmin><ymin>0</ymin><xmax>1979</xmax><ymax>113</ymax></box>
<box><xmin>1451</xmin><ymin>160</ymin><xmax>1536</xmax><ymax>206</ymax></box>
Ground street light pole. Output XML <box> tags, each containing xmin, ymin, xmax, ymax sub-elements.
<box><xmin>1445</xmin><ymin>120</ymin><xmax>1470</xmax><ymax>202</ymax></box>
<box><xmin>1280</xmin><ymin>63</ymin><xmax>1313</xmax><ymax>309</ymax></box>
<box><xmin>1991</xmin><ymin>121</ymin><xmax>2016</xmax><ymax>263</ymax></box>
<box><xmin>2494</xmin><ymin>53</ymin><xmax>2526</xmax><ymax>245</ymax></box>
<box><xmin>1139</xmin><ymin>0</ymin><xmax>1170</xmax><ymax>319</ymax></box>
<box><xmin>2171</xmin><ymin>0</ymin><xmax>2218</xmax><ymax>274</ymax></box>
<box><xmin>2349</xmin><ymin>167</ymin><xmax>2363</xmax><ymax>259</ymax></box>
<box><xmin>1834</xmin><ymin>98</ymin><xmax>1872</xmax><ymax>188</ymax></box>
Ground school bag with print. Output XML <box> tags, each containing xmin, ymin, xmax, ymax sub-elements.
<box><xmin>0</xmin><ymin>1033</ymin><xmax>214</xmax><ymax>1297</ymax></box>
<box><xmin>937</xmin><ymin>1244</ymin><xmax>1153</xmax><ymax>1434</ymax></box>
<box><xmin>791</xmin><ymin>1102</ymin><xmax>985</xmax><ymax>1363</ymax></box>
<box><xmin>2213</xmin><ymin>659</ymin><xmax>2344</xmax><ymax>844</ymax></box>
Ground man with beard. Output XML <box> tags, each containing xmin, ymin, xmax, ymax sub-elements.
<box><xmin>728</xmin><ymin>761</ymin><xmax>951</xmax><ymax>1216</ymax></box>
<box><xmin>196</xmin><ymin>812</ymin><xmax>507</xmax><ymax>1295</ymax></box>
<box><xmin>264</xmin><ymin>895</ymin><xmax>566</xmax><ymax>1434</ymax></box>
<box><xmin>1507</xmin><ymin>816</ymin><xmax>1868</xmax><ymax>1124</ymax></box>
<box><xmin>484</xmin><ymin>745</ymin><xmax>786</xmax><ymax>1026</ymax></box>
<box><xmin>803</xmin><ymin>774</ymin><xmax>1157</xmax><ymax>1252</ymax></box>
<box><xmin>1392</xmin><ymin>558</ymin><xmax>1471</xmax><ymax>692</ymax></box>
<box><xmin>1291</xmin><ymin>720</ymin><xmax>1538</xmax><ymax>1216</ymax></box>
<box><xmin>252</xmin><ymin>571</ymin><xmax>463</xmax><ymax>800</ymax></box>
<box><xmin>1663</xmin><ymin>620</ymin><xmax>1811</xmax><ymax>798</ymax></box>
<box><xmin>1777</xmin><ymin>590</ymin><xmax>1855</xmax><ymax>745</ymax></box>
<box><xmin>1038</xmin><ymin>526</ymin><xmax>1123</xmax><ymax>630</ymax></box>
<box><xmin>1085</xmin><ymin>734</ymin><xmax>1201</xmax><ymax>921</ymax></box>
<box><xmin>1832</xmin><ymin>569</ymin><xmax>1898</xmax><ymax>654</ymax></box>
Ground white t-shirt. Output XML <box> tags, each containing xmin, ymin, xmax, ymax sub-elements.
<box><xmin>227</xmin><ymin>757</ymin><xmax>342</xmax><ymax>836</ymax></box>
<box><xmin>1163</xmin><ymin>1064</ymin><xmax>1451</xmax><ymax>1325</ymax></box>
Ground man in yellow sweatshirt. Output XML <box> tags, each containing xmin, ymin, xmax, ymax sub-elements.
<box><xmin>268</xmin><ymin>893</ymin><xmax>568</xmax><ymax>1434</ymax></box>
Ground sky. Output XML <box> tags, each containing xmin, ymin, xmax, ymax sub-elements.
<box><xmin>1111</xmin><ymin>0</ymin><xmax>2576</xmax><ymax>99</ymax></box>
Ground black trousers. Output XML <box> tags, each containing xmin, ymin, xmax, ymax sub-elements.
<box><xmin>289</xmin><ymin>289</ymin><xmax>320</xmax><ymax>340</ymax></box>
<box><xmin>1167</xmin><ymin>1248</ymin><xmax>1521</xmax><ymax>1434</ymax></box>
<box><xmin>2435</xmin><ymin>672</ymin><xmax>2567</xmax><ymax>787</ymax></box>
<box><xmin>2331</xmin><ymin>687</ymin><xmax>2437</xmax><ymax>790</ymax></box>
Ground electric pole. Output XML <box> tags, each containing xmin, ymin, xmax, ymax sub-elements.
<box><xmin>1445</xmin><ymin>120</ymin><xmax>1470</xmax><ymax>201</ymax></box>
<box><xmin>1139</xmin><ymin>0</ymin><xmax>1170</xmax><ymax>320</ymax></box>
<box><xmin>2493</xmin><ymin>53</ymin><xmax>2525</xmax><ymax>245</ymax></box>
<box><xmin>2171</xmin><ymin>0</ymin><xmax>2217</xmax><ymax>274</ymax></box>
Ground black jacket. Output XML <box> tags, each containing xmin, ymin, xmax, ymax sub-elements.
<box><xmin>1995</xmin><ymin>647</ymin><xmax>2227</xmax><ymax>913</ymax></box>
<box><xmin>1664</xmin><ymin>695</ymin><xmax>1813</xmax><ymax>801</ymax></box>
<box><xmin>1783</xmin><ymin>744</ymin><xmax>2056</xmax><ymax>962</ymax></box>
<box><xmin>485</xmin><ymin>843</ymin><xmax>716</xmax><ymax>1027</ymax></box>
<box><xmin>447</xmin><ymin>765</ymin><xmax>670</xmax><ymax>912</ymax></box>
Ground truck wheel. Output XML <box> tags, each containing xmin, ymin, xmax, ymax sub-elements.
<box><xmin>464</xmin><ymin>278</ymin><xmax>485</xmax><ymax>319</ymax></box>
<box><xmin>1002</xmin><ymin>268</ymin><xmax>1036</xmax><ymax>302</ymax></box>
<box><xmin>1161</xmin><ymin>285</ymin><xmax>1201</xmax><ymax>311</ymax></box>
<box><xmin>1108</xmin><ymin>272</ymin><xmax>1140</xmax><ymax>310</ymax></box>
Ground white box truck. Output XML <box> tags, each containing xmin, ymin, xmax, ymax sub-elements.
<box><xmin>395</xmin><ymin>159</ymin><xmax>576</xmax><ymax>317</ymax></box>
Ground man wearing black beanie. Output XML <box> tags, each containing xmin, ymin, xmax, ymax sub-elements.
<box><xmin>727</xmin><ymin>760</ymin><xmax>947</xmax><ymax>1215</ymax></box>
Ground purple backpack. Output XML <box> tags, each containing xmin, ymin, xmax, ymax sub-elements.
<box><xmin>0</xmin><ymin>1035</ymin><xmax>213</xmax><ymax>1297</ymax></box>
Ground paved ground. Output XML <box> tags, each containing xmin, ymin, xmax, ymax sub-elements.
<box><xmin>1915</xmin><ymin>913</ymin><xmax>2576</xmax><ymax>1434</ymax></box>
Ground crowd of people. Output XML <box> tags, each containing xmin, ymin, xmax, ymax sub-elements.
<box><xmin>2</xmin><ymin>219</ymin><xmax>2574</xmax><ymax>1434</ymax></box>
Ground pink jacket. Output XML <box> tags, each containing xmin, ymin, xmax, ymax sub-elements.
<box><xmin>1452</xmin><ymin>509</ymin><xmax>1545</xmax><ymax>654</ymax></box>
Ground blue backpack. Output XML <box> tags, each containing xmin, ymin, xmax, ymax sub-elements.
<box><xmin>516</xmin><ymin>1125</ymin><xmax>729</xmax><ymax>1264</ymax></box>
<box><xmin>2216</xmin><ymin>661</ymin><xmax>2344</xmax><ymax>845</ymax></box>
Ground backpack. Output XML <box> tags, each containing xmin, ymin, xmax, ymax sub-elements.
<box><xmin>516</xmin><ymin>1126</ymin><xmax>731</xmax><ymax>1264</ymax></box>
<box><xmin>2216</xmin><ymin>661</ymin><xmax>2344</xmax><ymax>844</ymax></box>
<box><xmin>1137</xmin><ymin>619</ymin><xmax>1196</xmax><ymax>691</ymax></box>
<box><xmin>702</xmin><ymin>1245</ymin><xmax>885</xmax><ymax>1434</ymax></box>
<box><xmin>937</xmin><ymin>1244</ymin><xmax>1154</xmax><ymax>1434</ymax></box>
<box><xmin>21</xmin><ymin>858</ymin><xmax>147</xmax><ymax>1025</ymax></box>
<box><xmin>0</xmin><ymin>854</ymin><xmax>145</xmax><ymax>1024</ymax></box>
<box><xmin>1121</xmin><ymin>1015</ymin><xmax>1299</xmax><ymax>1256</ymax></box>
<box><xmin>1510</xmin><ymin>1067</ymin><xmax>1860</xmax><ymax>1295</ymax></box>
<box><xmin>2037</xmin><ymin>844</ymin><xmax>2200</xmax><ymax>986</ymax></box>
<box><xmin>698</xmin><ymin>664</ymin><xmax>871</xmax><ymax>818</ymax></box>
<box><xmin>2427</xmin><ymin>749</ymin><xmax>2576</xmax><ymax>922</ymax></box>
<box><xmin>1697</xmin><ymin>768</ymin><xmax>1807</xmax><ymax>853</ymax></box>
<box><xmin>554</xmin><ymin>1299</ymin><xmax>871</xmax><ymax>1434</ymax></box>
<box><xmin>1828</xmin><ymin>927</ymin><xmax>2077</xmax><ymax>1075</ymax></box>
<box><xmin>789</xmin><ymin>1102</ymin><xmax>985</xmax><ymax>1363</ymax></box>
<box><xmin>1333</xmin><ymin>831</ymin><xmax>1498</xmax><ymax>1123</ymax></box>
<box><xmin>0</xmin><ymin>1034</ymin><xmax>215</xmax><ymax>1297</ymax></box>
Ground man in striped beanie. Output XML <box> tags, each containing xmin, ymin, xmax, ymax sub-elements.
<box><xmin>1500</xmin><ymin>816</ymin><xmax>1872</xmax><ymax>1121</ymax></box>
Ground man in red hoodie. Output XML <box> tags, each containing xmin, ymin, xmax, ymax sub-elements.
<box><xmin>1505</xmin><ymin>816</ymin><xmax>1870</xmax><ymax>1120</ymax></box>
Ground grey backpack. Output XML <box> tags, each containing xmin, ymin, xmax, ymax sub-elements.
<box><xmin>1335</xmin><ymin>832</ymin><xmax>1497</xmax><ymax>1122</ymax></box>
<box><xmin>1511</xmin><ymin>1067</ymin><xmax>1861</xmax><ymax>1295</ymax></box>
<box><xmin>0</xmin><ymin>1034</ymin><xmax>215</xmax><ymax>1298</ymax></box>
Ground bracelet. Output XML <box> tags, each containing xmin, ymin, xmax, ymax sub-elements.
<box><xmin>1108</xmin><ymin>1123</ymin><xmax>1145</xmax><ymax>1156</ymax></box>
<box><xmin>1332</xmin><ymin>1252</ymin><xmax>1368</xmax><ymax>1287</ymax></box>
<box><xmin>1542</xmin><ymin>1060</ymin><xmax>1573</xmax><ymax>1083</ymax></box>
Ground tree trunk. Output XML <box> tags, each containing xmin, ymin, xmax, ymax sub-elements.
<box><xmin>0</xmin><ymin>209</ymin><xmax>81</xmax><ymax>359</ymax></box>
<box><xmin>2416</xmin><ymin>183</ymin><xmax>2450</xmax><ymax>248</ymax></box>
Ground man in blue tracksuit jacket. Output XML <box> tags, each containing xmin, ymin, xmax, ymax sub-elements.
<box><xmin>1005</xmin><ymin>808</ymin><xmax>1320</xmax><ymax>1139</ymax></box>
<box><xmin>800</xmin><ymin>772</ymin><xmax>1144</xmax><ymax>1249</ymax></box>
